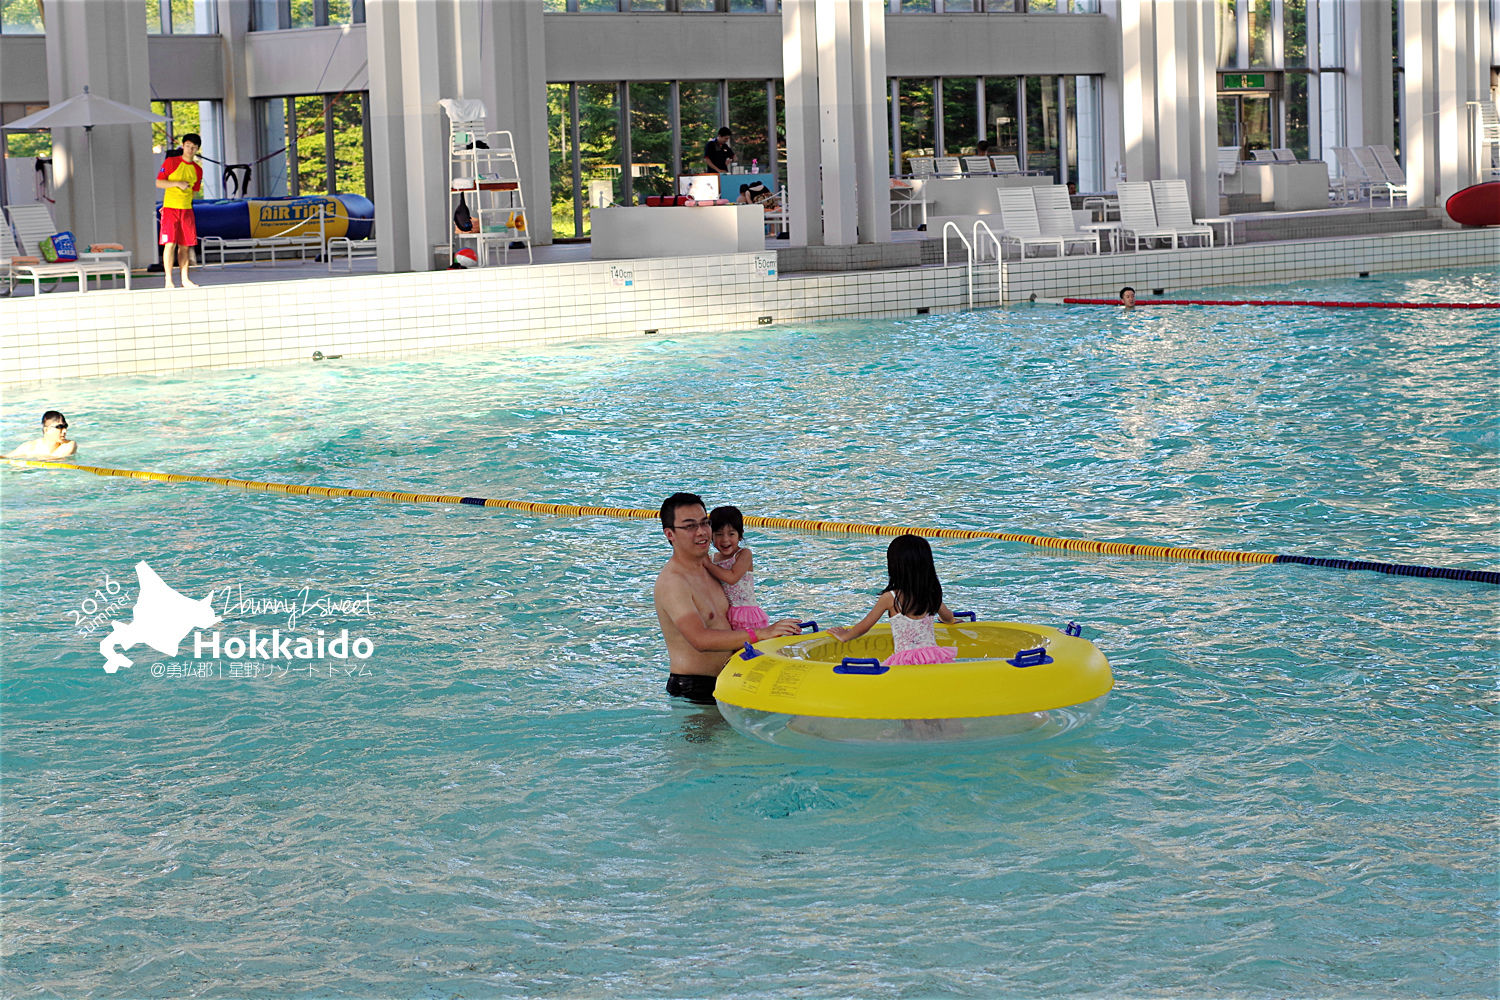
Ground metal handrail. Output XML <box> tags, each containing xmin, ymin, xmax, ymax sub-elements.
<box><xmin>971</xmin><ymin>219</ymin><xmax>1004</xmax><ymax>305</ymax></box>
<box><xmin>940</xmin><ymin>220</ymin><xmax>974</xmax><ymax>310</ymax></box>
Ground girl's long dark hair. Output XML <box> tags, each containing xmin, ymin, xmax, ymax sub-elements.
<box><xmin>882</xmin><ymin>534</ymin><xmax>943</xmax><ymax>617</ymax></box>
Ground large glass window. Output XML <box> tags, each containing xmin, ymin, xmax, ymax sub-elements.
<box><xmin>628</xmin><ymin>81</ymin><xmax>672</xmax><ymax>202</ymax></box>
<box><xmin>940</xmin><ymin>78</ymin><xmax>978</xmax><ymax>155</ymax></box>
<box><xmin>328</xmin><ymin>92</ymin><xmax>367</xmax><ymax>195</ymax></box>
<box><xmin>983</xmin><ymin>76</ymin><xmax>1020</xmax><ymax>157</ymax></box>
<box><xmin>147</xmin><ymin>0</ymin><xmax>219</xmax><ymax>33</ymax></box>
<box><xmin>256</xmin><ymin>94</ymin><xmax>369</xmax><ymax>198</ymax></box>
<box><xmin>565</xmin><ymin>83</ymin><xmax>623</xmax><ymax>233</ymax></box>
<box><xmin>897</xmin><ymin>79</ymin><xmax>935</xmax><ymax>167</ymax></box>
<box><xmin>1249</xmin><ymin>0</ymin><xmax>1274</xmax><ymax>66</ymax></box>
<box><xmin>259</xmin><ymin>99</ymin><xmax>294</xmax><ymax>195</ymax></box>
<box><xmin>2</xmin><ymin>103</ymin><xmax>51</xmax><ymax>186</ymax></box>
<box><xmin>1219</xmin><ymin>0</ymin><xmax>1346</xmax><ymax>162</ymax></box>
<box><xmin>1</xmin><ymin>0</ymin><xmax>45</xmax><ymax>33</ymax></box>
<box><xmin>887</xmin><ymin>0</ymin><xmax>1098</xmax><ymax>10</ymax></box>
<box><xmin>679</xmin><ymin>81</ymin><xmax>719</xmax><ymax>174</ymax></box>
<box><xmin>1073</xmin><ymin>75</ymin><xmax>1103</xmax><ymax>192</ymax></box>
<box><xmin>1025</xmin><ymin>76</ymin><xmax>1062</xmax><ymax>177</ymax></box>
<box><xmin>294</xmin><ymin>96</ymin><xmax>328</xmax><ymax>191</ymax></box>
<box><xmin>727</xmin><ymin>80</ymin><xmax>772</xmax><ymax>169</ymax></box>
<box><xmin>547</xmin><ymin>77</ymin><xmax>780</xmax><ymax>236</ymax></box>
<box><xmin>152</xmin><ymin>99</ymin><xmax>227</xmax><ymax>198</ymax></box>
<box><xmin>1283</xmin><ymin>0</ymin><xmax>1308</xmax><ymax>66</ymax></box>
<box><xmin>1217</xmin><ymin>0</ymin><xmax>1240</xmax><ymax>67</ymax></box>
<box><xmin>1284</xmin><ymin>73</ymin><xmax>1312</xmax><ymax>158</ymax></box>
<box><xmin>252</xmin><ymin>0</ymin><xmax>362</xmax><ymax>30</ymax></box>
<box><xmin>548</xmin><ymin>83</ymin><xmax>574</xmax><ymax>238</ymax></box>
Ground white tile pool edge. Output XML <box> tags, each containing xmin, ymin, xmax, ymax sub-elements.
<box><xmin>2</xmin><ymin>228</ymin><xmax>1495</xmax><ymax>387</ymax></box>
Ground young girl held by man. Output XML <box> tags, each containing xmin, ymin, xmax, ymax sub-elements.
<box><xmin>705</xmin><ymin>505</ymin><xmax>772</xmax><ymax>632</ymax></box>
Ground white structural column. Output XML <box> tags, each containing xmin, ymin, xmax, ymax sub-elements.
<box><xmin>367</xmin><ymin>0</ymin><xmax>482</xmax><ymax>272</ymax></box>
<box><xmin>42</xmin><ymin>2</ymin><xmax>158</xmax><ymax>259</ymax></box>
<box><xmin>1116</xmin><ymin>0</ymin><xmax>1217</xmax><ymax>217</ymax></box>
<box><xmin>1401</xmin><ymin>0</ymin><xmax>1491</xmax><ymax>206</ymax></box>
<box><xmin>782</xmin><ymin>0</ymin><xmax>821</xmax><ymax>246</ymax></box>
<box><xmin>815</xmin><ymin>1</ymin><xmax>857</xmax><ymax>244</ymax></box>
<box><xmin>1343</xmin><ymin>0</ymin><xmax>1396</xmax><ymax>148</ymax></box>
<box><xmin>782</xmin><ymin>0</ymin><xmax>889</xmax><ymax>247</ymax></box>
<box><xmin>849</xmin><ymin>1</ymin><xmax>890</xmax><ymax>246</ymax></box>
<box><xmin>480</xmin><ymin>0</ymin><xmax>551</xmax><ymax>247</ymax></box>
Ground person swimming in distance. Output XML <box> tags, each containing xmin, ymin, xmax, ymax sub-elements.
<box><xmin>1119</xmin><ymin>286</ymin><xmax>1136</xmax><ymax>309</ymax></box>
<box><xmin>7</xmin><ymin>411</ymin><xmax>78</xmax><ymax>461</ymax></box>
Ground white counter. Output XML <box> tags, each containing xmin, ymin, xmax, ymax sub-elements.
<box><xmin>1239</xmin><ymin>162</ymin><xmax>1329</xmax><ymax>210</ymax></box>
<box><xmin>591</xmin><ymin>205</ymin><xmax>765</xmax><ymax>259</ymax></box>
<box><xmin>915</xmin><ymin>175</ymin><xmax>1052</xmax><ymax>217</ymax></box>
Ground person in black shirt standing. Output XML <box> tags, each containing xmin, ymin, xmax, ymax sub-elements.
<box><xmin>704</xmin><ymin>127</ymin><xmax>734</xmax><ymax>174</ymax></box>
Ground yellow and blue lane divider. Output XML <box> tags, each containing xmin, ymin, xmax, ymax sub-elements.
<box><xmin>14</xmin><ymin>460</ymin><xmax>1498</xmax><ymax>586</ymax></box>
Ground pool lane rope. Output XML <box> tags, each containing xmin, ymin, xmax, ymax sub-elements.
<box><xmin>16</xmin><ymin>460</ymin><xmax>1498</xmax><ymax>587</ymax></box>
<box><xmin>1062</xmin><ymin>298</ymin><xmax>1500</xmax><ymax>309</ymax></box>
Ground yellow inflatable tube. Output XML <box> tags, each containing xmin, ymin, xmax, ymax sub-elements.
<box><xmin>713</xmin><ymin>619</ymin><xmax>1113</xmax><ymax>748</ymax></box>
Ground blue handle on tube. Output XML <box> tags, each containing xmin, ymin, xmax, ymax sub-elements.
<box><xmin>834</xmin><ymin>657</ymin><xmax>889</xmax><ymax>675</ymax></box>
<box><xmin>1006</xmin><ymin>646</ymin><xmax>1054</xmax><ymax>668</ymax></box>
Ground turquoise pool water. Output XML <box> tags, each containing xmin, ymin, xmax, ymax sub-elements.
<box><xmin>3</xmin><ymin>268</ymin><xmax>1497</xmax><ymax>997</ymax></box>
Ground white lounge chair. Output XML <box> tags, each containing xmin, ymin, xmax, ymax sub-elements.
<box><xmin>1250</xmin><ymin>149</ymin><xmax>1275</xmax><ymax>162</ymax></box>
<box><xmin>991</xmin><ymin>154</ymin><xmax>1022</xmax><ymax>174</ymax></box>
<box><xmin>994</xmin><ymin>187</ymin><xmax>1064</xmax><ymax>259</ymax></box>
<box><xmin>327</xmin><ymin>222</ymin><xmax>380</xmax><ymax>271</ymax></box>
<box><xmin>933</xmin><ymin>156</ymin><xmax>964</xmax><ymax>177</ymax></box>
<box><xmin>1115</xmin><ymin>181</ymin><xmax>1178</xmax><ymax>251</ymax></box>
<box><xmin>4</xmin><ymin>203</ymin><xmax>129</xmax><ymax>292</ymax></box>
<box><xmin>1032</xmin><ymin>185</ymin><xmax>1099</xmax><ymax>255</ymax></box>
<box><xmin>1272</xmin><ymin>148</ymin><xmax>1297</xmax><ymax>162</ymax></box>
<box><xmin>1148</xmin><ymin>179</ymin><xmax>1215</xmax><ymax>248</ymax></box>
<box><xmin>1331</xmin><ymin>146</ymin><xmax>1372</xmax><ymax>203</ymax></box>
<box><xmin>1</xmin><ymin>212</ymin><xmax>87</xmax><ymax>295</ymax></box>
<box><xmin>1366</xmin><ymin>145</ymin><xmax>1408</xmax><ymax>206</ymax></box>
<box><xmin>908</xmin><ymin>156</ymin><xmax>936</xmax><ymax>179</ymax></box>
<box><xmin>1217</xmin><ymin>146</ymin><xmax>1241</xmax><ymax>194</ymax></box>
<box><xmin>1352</xmin><ymin>146</ymin><xmax>1403</xmax><ymax>206</ymax></box>
<box><xmin>961</xmin><ymin>156</ymin><xmax>994</xmax><ymax>176</ymax></box>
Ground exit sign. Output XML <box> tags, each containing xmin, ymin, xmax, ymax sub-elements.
<box><xmin>1223</xmin><ymin>73</ymin><xmax>1267</xmax><ymax>89</ymax></box>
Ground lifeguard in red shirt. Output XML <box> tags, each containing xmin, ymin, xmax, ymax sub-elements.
<box><xmin>156</xmin><ymin>133</ymin><xmax>203</xmax><ymax>289</ymax></box>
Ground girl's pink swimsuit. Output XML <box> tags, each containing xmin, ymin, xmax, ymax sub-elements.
<box><xmin>883</xmin><ymin>612</ymin><xmax>956</xmax><ymax>665</ymax></box>
<box><xmin>713</xmin><ymin>554</ymin><xmax>771</xmax><ymax>630</ymax></box>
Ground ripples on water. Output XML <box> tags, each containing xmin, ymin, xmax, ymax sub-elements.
<box><xmin>3</xmin><ymin>269</ymin><xmax>1497</xmax><ymax>997</ymax></box>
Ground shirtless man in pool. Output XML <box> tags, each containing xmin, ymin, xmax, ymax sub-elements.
<box><xmin>653</xmin><ymin>492</ymin><xmax>799</xmax><ymax>704</ymax></box>
<box><xmin>7</xmin><ymin>411</ymin><xmax>78</xmax><ymax>461</ymax></box>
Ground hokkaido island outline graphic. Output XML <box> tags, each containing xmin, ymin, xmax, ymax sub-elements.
<box><xmin>99</xmin><ymin>562</ymin><xmax>219</xmax><ymax>673</ymax></box>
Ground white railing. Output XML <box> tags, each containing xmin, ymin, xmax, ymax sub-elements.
<box><xmin>972</xmin><ymin>219</ymin><xmax>1004</xmax><ymax>305</ymax></box>
<box><xmin>941</xmin><ymin>220</ymin><xmax>974</xmax><ymax>310</ymax></box>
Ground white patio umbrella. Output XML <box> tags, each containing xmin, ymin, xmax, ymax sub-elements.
<box><xmin>5</xmin><ymin>86</ymin><xmax>167</xmax><ymax>241</ymax></box>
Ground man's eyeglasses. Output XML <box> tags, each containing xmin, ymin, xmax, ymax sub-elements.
<box><xmin>47</xmin><ymin>423</ymin><xmax>67</xmax><ymax>431</ymax></box>
<box><xmin>669</xmin><ymin>519</ymin><xmax>711</xmax><ymax>531</ymax></box>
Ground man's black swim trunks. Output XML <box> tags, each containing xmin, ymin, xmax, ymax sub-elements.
<box><xmin>666</xmin><ymin>673</ymin><xmax>717</xmax><ymax>705</ymax></box>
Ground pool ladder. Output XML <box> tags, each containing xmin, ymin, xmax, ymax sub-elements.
<box><xmin>941</xmin><ymin>220</ymin><xmax>1004</xmax><ymax>310</ymax></box>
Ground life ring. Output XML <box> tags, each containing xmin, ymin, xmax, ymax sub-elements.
<box><xmin>714</xmin><ymin>615</ymin><xmax>1113</xmax><ymax>747</ymax></box>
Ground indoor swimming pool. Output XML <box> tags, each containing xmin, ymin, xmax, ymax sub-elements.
<box><xmin>3</xmin><ymin>267</ymin><xmax>1496</xmax><ymax>997</ymax></box>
